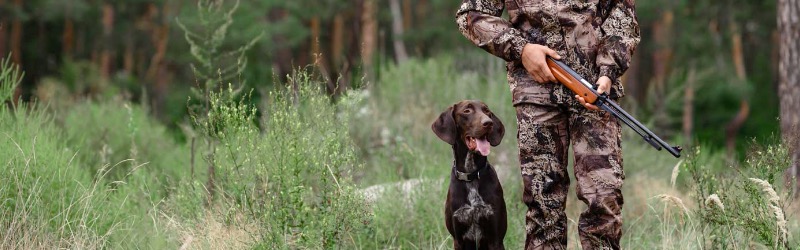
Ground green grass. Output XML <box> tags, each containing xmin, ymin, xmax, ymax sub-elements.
<box><xmin>1</xmin><ymin>54</ymin><xmax>797</xmax><ymax>249</ymax></box>
<box><xmin>351</xmin><ymin>54</ymin><xmax>799</xmax><ymax>249</ymax></box>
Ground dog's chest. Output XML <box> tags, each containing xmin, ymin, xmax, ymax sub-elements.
<box><xmin>452</xmin><ymin>153</ymin><xmax>494</xmax><ymax>242</ymax></box>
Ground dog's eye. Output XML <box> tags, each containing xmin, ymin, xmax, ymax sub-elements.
<box><xmin>463</xmin><ymin>109</ymin><xmax>472</xmax><ymax>114</ymax></box>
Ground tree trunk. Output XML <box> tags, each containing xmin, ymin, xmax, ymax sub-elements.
<box><xmin>331</xmin><ymin>13</ymin><xmax>344</xmax><ymax>68</ymax></box>
<box><xmin>62</xmin><ymin>17</ymin><xmax>74</xmax><ymax>58</ymax></box>
<box><xmin>10</xmin><ymin>0</ymin><xmax>22</xmax><ymax>104</ymax></box>
<box><xmin>10</xmin><ymin>0</ymin><xmax>22</xmax><ymax>65</ymax></box>
<box><xmin>778</xmin><ymin>0</ymin><xmax>800</xmax><ymax>194</ymax></box>
<box><xmin>268</xmin><ymin>8</ymin><xmax>291</xmax><ymax>81</ymax></box>
<box><xmin>403</xmin><ymin>0</ymin><xmax>412</xmax><ymax>34</ymax></box>
<box><xmin>389</xmin><ymin>0</ymin><xmax>409</xmax><ymax>63</ymax></box>
<box><xmin>62</xmin><ymin>2</ymin><xmax>74</xmax><ymax>58</ymax></box>
<box><xmin>416</xmin><ymin>0</ymin><xmax>429</xmax><ymax>54</ymax></box>
<box><xmin>309</xmin><ymin>17</ymin><xmax>333</xmax><ymax>93</ymax></box>
<box><xmin>725</xmin><ymin>25</ymin><xmax>750</xmax><ymax>159</ymax></box>
<box><xmin>683</xmin><ymin>68</ymin><xmax>695</xmax><ymax>144</ymax></box>
<box><xmin>147</xmin><ymin>3</ymin><xmax>172</xmax><ymax>116</ymax></box>
<box><xmin>361</xmin><ymin>0</ymin><xmax>378</xmax><ymax>80</ymax></box>
<box><xmin>100</xmin><ymin>3</ymin><xmax>115</xmax><ymax>79</ymax></box>
<box><xmin>0</xmin><ymin>0</ymin><xmax>7</xmax><ymax>58</ymax></box>
<box><xmin>651</xmin><ymin>10</ymin><xmax>673</xmax><ymax>128</ymax></box>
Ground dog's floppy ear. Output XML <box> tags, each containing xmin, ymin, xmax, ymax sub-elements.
<box><xmin>488</xmin><ymin>112</ymin><xmax>505</xmax><ymax>146</ymax></box>
<box><xmin>432</xmin><ymin>105</ymin><xmax>457</xmax><ymax>145</ymax></box>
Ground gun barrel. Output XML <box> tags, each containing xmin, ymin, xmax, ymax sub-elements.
<box><xmin>546</xmin><ymin>56</ymin><xmax>682</xmax><ymax>158</ymax></box>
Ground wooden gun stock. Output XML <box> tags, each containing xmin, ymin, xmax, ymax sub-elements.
<box><xmin>544</xmin><ymin>56</ymin><xmax>683</xmax><ymax>158</ymax></box>
<box><xmin>546</xmin><ymin>57</ymin><xmax>599</xmax><ymax>103</ymax></box>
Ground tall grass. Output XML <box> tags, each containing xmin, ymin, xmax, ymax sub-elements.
<box><xmin>1</xmin><ymin>51</ymin><xmax>796</xmax><ymax>248</ymax></box>
<box><xmin>1</xmin><ymin>57</ymin><xmax>174</xmax><ymax>248</ymax></box>
<box><xmin>160</xmin><ymin>71</ymin><xmax>370</xmax><ymax>248</ymax></box>
<box><xmin>352</xmin><ymin>54</ymin><xmax>797</xmax><ymax>249</ymax></box>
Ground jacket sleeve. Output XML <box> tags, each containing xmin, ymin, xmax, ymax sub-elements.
<box><xmin>596</xmin><ymin>0</ymin><xmax>641</xmax><ymax>82</ymax></box>
<box><xmin>456</xmin><ymin>0</ymin><xmax>528</xmax><ymax>62</ymax></box>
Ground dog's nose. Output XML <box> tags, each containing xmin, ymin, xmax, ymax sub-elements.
<box><xmin>482</xmin><ymin>118</ymin><xmax>493</xmax><ymax>128</ymax></box>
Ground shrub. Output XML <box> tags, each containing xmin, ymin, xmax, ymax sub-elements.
<box><xmin>178</xmin><ymin>70</ymin><xmax>370</xmax><ymax>248</ymax></box>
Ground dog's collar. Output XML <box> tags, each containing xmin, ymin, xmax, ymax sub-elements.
<box><xmin>453</xmin><ymin>160</ymin><xmax>490</xmax><ymax>182</ymax></box>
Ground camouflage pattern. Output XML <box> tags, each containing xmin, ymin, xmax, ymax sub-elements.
<box><xmin>456</xmin><ymin>0</ymin><xmax>640</xmax><ymax>106</ymax></box>
<box><xmin>516</xmin><ymin>103</ymin><xmax>624</xmax><ymax>250</ymax></box>
<box><xmin>457</xmin><ymin>1</ymin><xmax>636</xmax><ymax>249</ymax></box>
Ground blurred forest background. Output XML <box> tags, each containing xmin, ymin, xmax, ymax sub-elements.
<box><xmin>0</xmin><ymin>0</ymin><xmax>784</xmax><ymax>153</ymax></box>
<box><xmin>2</xmin><ymin>0</ymin><xmax>800</xmax><ymax>248</ymax></box>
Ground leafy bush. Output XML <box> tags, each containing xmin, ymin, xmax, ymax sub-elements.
<box><xmin>176</xmin><ymin>70</ymin><xmax>370</xmax><ymax>248</ymax></box>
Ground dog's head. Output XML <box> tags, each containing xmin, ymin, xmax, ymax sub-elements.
<box><xmin>431</xmin><ymin>100</ymin><xmax>504</xmax><ymax>156</ymax></box>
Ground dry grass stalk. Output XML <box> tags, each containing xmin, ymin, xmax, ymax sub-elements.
<box><xmin>654</xmin><ymin>194</ymin><xmax>691</xmax><ymax>217</ymax></box>
<box><xmin>671</xmin><ymin>160</ymin><xmax>683</xmax><ymax>188</ymax></box>
<box><xmin>748</xmin><ymin>178</ymin><xmax>780</xmax><ymax>204</ymax></box>
<box><xmin>704</xmin><ymin>194</ymin><xmax>725</xmax><ymax>211</ymax></box>
<box><xmin>747</xmin><ymin>178</ymin><xmax>788</xmax><ymax>245</ymax></box>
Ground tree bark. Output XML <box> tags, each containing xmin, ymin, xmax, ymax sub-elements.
<box><xmin>778</xmin><ymin>0</ymin><xmax>800</xmax><ymax>194</ymax></box>
<box><xmin>725</xmin><ymin>25</ymin><xmax>750</xmax><ymax>159</ymax></box>
<box><xmin>62</xmin><ymin>2</ymin><xmax>74</xmax><ymax>59</ymax></box>
<box><xmin>683</xmin><ymin>68</ymin><xmax>695</xmax><ymax>144</ymax></box>
<box><xmin>0</xmin><ymin>0</ymin><xmax>7</xmax><ymax>58</ymax></box>
<box><xmin>100</xmin><ymin>3</ymin><xmax>115</xmax><ymax>79</ymax></box>
<box><xmin>331</xmin><ymin>13</ymin><xmax>344</xmax><ymax>68</ymax></box>
<box><xmin>651</xmin><ymin>10</ymin><xmax>673</xmax><ymax>128</ymax></box>
<box><xmin>389</xmin><ymin>0</ymin><xmax>409</xmax><ymax>63</ymax></box>
<box><xmin>10</xmin><ymin>0</ymin><xmax>22</xmax><ymax>65</ymax></box>
<box><xmin>62</xmin><ymin>17</ymin><xmax>74</xmax><ymax>58</ymax></box>
<box><xmin>403</xmin><ymin>0</ymin><xmax>412</xmax><ymax>33</ymax></box>
<box><xmin>268</xmin><ymin>8</ymin><xmax>291</xmax><ymax>81</ymax></box>
<box><xmin>310</xmin><ymin>17</ymin><xmax>333</xmax><ymax>93</ymax></box>
<box><xmin>9</xmin><ymin>0</ymin><xmax>21</xmax><ymax>105</ymax></box>
<box><xmin>361</xmin><ymin>0</ymin><xmax>377</xmax><ymax>80</ymax></box>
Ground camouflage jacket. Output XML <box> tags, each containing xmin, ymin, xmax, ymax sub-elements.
<box><xmin>456</xmin><ymin>0</ymin><xmax>640</xmax><ymax>106</ymax></box>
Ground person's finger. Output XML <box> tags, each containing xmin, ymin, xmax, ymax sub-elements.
<box><xmin>597</xmin><ymin>81</ymin><xmax>608</xmax><ymax>94</ymax></box>
<box><xmin>596</xmin><ymin>76</ymin><xmax>611</xmax><ymax>94</ymax></box>
<box><xmin>545</xmin><ymin>48</ymin><xmax>561</xmax><ymax>60</ymax></box>
<box><xmin>542</xmin><ymin>65</ymin><xmax>556</xmax><ymax>82</ymax></box>
<box><xmin>575</xmin><ymin>95</ymin><xmax>599</xmax><ymax>110</ymax></box>
<box><xmin>529</xmin><ymin>70</ymin><xmax>543</xmax><ymax>83</ymax></box>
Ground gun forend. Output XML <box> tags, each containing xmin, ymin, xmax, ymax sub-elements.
<box><xmin>546</xmin><ymin>57</ymin><xmax>599</xmax><ymax>103</ymax></box>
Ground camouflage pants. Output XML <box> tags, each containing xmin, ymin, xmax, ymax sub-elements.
<box><xmin>516</xmin><ymin>103</ymin><xmax>624</xmax><ymax>250</ymax></box>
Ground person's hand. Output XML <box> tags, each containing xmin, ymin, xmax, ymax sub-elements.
<box><xmin>575</xmin><ymin>76</ymin><xmax>611</xmax><ymax>110</ymax></box>
<box><xmin>521</xmin><ymin>44</ymin><xmax>561</xmax><ymax>83</ymax></box>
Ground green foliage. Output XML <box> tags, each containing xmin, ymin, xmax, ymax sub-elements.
<box><xmin>351</xmin><ymin>53</ymin><xmax>515</xmax><ymax>185</ymax></box>
<box><xmin>0</xmin><ymin>56</ymin><xmax>23</xmax><ymax>104</ymax></box>
<box><xmin>182</xmin><ymin>70</ymin><xmax>370</xmax><ymax>248</ymax></box>
<box><xmin>61</xmin><ymin>100</ymin><xmax>192</xmax><ymax>199</ymax></box>
<box><xmin>177</xmin><ymin>0</ymin><xmax>262</xmax><ymax>102</ymax></box>
<box><xmin>0</xmin><ymin>59</ymin><xmax>173</xmax><ymax>248</ymax></box>
<box><xmin>685</xmin><ymin>142</ymin><xmax>796</xmax><ymax>248</ymax></box>
<box><xmin>636</xmin><ymin>0</ymin><xmax>779</xmax><ymax>153</ymax></box>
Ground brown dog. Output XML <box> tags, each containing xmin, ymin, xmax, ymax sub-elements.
<box><xmin>432</xmin><ymin>100</ymin><xmax>507</xmax><ymax>250</ymax></box>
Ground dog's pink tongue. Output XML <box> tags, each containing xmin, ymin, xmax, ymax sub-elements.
<box><xmin>476</xmin><ymin>138</ymin><xmax>490</xmax><ymax>156</ymax></box>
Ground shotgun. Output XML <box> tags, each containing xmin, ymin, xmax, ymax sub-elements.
<box><xmin>546</xmin><ymin>57</ymin><xmax>682</xmax><ymax>158</ymax></box>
